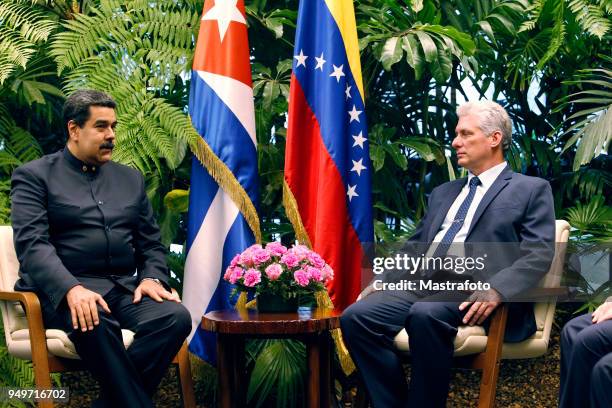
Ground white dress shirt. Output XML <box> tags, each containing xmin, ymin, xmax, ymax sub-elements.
<box><xmin>427</xmin><ymin>161</ymin><xmax>508</xmax><ymax>257</ymax></box>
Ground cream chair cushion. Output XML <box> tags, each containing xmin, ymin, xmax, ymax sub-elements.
<box><xmin>393</xmin><ymin>220</ymin><xmax>570</xmax><ymax>359</ymax></box>
<box><xmin>0</xmin><ymin>226</ymin><xmax>135</xmax><ymax>360</ymax></box>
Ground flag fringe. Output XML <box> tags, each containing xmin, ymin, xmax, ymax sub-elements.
<box><xmin>314</xmin><ymin>291</ymin><xmax>356</xmax><ymax>376</ymax></box>
<box><xmin>189</xmin><ymin>136</ymin><xmax>262</xmax><ymax>243</ymax></box>
<box><xmin>282</xmin><ymin>180</ymin><xmax>312</xmax><ymax>248</ymax></box>
<box><xmin>284</xmin><ymin>181</ymin><xmax>356</xmax><ymax>376</ymax></box>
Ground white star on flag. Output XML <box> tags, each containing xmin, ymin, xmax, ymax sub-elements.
<box><xmin>330</xmin><ymin>64</ymin><xmax>345</xmax><ymax>82</ymax></box>
<box><xmin>314</xmin><ymin>53</ymin><xmax>326</xmax><ymax>71</ymax></box>
<box><xmin>294</xmin><ymin>49</ymin><xmax>308</xmax><ymax>67</ymax></box>
<box><xmin>202</xmin><ymin>0</ymin><xmax>246</xmax><ymax>42</ymax></box>
<box><xmin>345</xmin><ymin>84</ymin><xmax>352</xmax><ymax>100</ymax></box>
<box><xmin>348</xmin><ymin>105</ymin><xmax>362</xmax><ymax>122</ymax></box>
<box><xmin>352</xmin><ymin>131</ymin><xmax>367</xmax><ymax>148</ymax></box>
<box><xmin>351</xmin><ymin>158</ymin><xmax>367</xmax><ymax>176</ymax></box>
<box><xmin>347</xmin><ymin>184</ymin><xmax>359</xmax><ymax>201</ymax></box>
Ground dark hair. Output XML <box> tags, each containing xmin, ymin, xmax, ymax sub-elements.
<box><xmin>63</xmin><ymin>89</ymin><xmax>116</xmax><ymax>133</ymax></box>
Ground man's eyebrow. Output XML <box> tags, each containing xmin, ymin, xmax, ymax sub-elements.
<box><xmin>93</xmin><ymin>120</ymin><xmax>117</xmax><ymax>126</ymax></box>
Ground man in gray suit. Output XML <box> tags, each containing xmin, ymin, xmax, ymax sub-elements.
<box><xmin>341</xmin><ymin>100</ymin><xmax>555</xmax><ymax>408</ymax></box>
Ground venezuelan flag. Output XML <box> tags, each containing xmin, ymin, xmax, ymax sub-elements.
<box><xmin>284</xmin><ymin>0</ymin><xmax>374</xmax><ymax>311</ymax></box>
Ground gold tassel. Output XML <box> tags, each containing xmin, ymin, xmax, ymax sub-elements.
<box><xmin>284</xmin><ymin>182</ymin><xmax>356</xmax><ymax>375</ymax></box>
<box><xmin>245</xmin><ymin>298</ymin><xmax>257</xmax><ymax>309</ymax></box>
<box><xmin>282</xmin><ymin>180</ymin><xmax>312</xmax><ymax>248</ymax></box>
<box><xmin>235</xmin><ymin>291</ymin><xmax>248</xmax><ymax>310</ymax></box>
<box><xmin>188</xmin><ymin>133</ymin><xmax>262</xmax><ymax>244</ymax></box>
<box><xmin>235</xmin><ymin>291</ymin><xmax>257</xmax><ymax>310</ymax></box>
<box><xmin>315</xmin><ymin>291</ymin><xmax>356</xmax><ymax>376</ymax></box>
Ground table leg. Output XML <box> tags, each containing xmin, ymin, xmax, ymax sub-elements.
<box><xmin>306</xmin><ymin>333</ymin><xmax>321</xmax><ymax>408</ymax></box>
<box><xmin>217</xmin><ymin>333</ymin><xmax>234</xmax><ymax>408</ymax></box>
<box><xmin>320</xmin><ymin>332</ymin><xmax>332</xmax><ymax>407</ymax></box>
<box><xmin>232</xmin><ymin>336</ymin><xmax>245</xmax><ymax>407</ymax></box>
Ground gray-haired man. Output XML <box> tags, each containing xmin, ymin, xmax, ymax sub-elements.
<box><xmin>341</xmin><ymin>101</ymin><xmax>555</xmax><ymax>408</ymax></box>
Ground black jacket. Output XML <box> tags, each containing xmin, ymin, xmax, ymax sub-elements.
<box><xmin>11</xmin><ymin>148</ymin><xmax>170</xmax><ymax>309</ymax></box>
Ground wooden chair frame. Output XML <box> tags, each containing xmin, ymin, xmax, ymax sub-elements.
<box><xmin>0</xmin><ymin>289</ymin><xmax>196</xmax><ymax>408</ymax></box>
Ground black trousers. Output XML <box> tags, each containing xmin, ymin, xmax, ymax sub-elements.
<box><xmin>560</xmin><ymin>313</ymin><xmax>612</xmax><ymax>408</ymax></box>
<box><xmin>340</xmin><ymin>290</ymin><xmax>474</xmax><ymax>408</ymax></box>
<box><xmin>41</xmin><ymin>286</ymin><xmax>192</xmax><ymax>408</ymax></box>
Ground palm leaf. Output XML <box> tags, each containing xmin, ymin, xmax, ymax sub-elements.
<box><xmin>555</xmin><ymin>66</ymin><xmax>612</xmax><ymax>170</ymax></box>
<box><xmin>247</xmin><ymin>339</ymin><xmax>306</xmax><ymax>408</ymax></box>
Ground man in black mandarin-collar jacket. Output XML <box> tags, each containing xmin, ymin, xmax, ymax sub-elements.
<box><xmin>11</xmin><ymin>90</ymin><xmax>191</xmax><ymax>408</ymax></box>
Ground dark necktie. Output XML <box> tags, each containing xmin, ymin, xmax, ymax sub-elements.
<box><xmin>432</xmin><ymin>176</ymin><xmax>481</xmax><ymax>258</ymax></box>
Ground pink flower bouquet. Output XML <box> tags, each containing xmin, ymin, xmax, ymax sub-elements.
<box><xmin>224</xmin><ymin>243</ymin><xmax>334</xmax><ymax>307</ymax></box>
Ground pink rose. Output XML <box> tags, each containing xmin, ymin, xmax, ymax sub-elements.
<box><xmin>224</xmin><ymin>266</ymin><xmax>244</xmax><ymax>284</ymax></box>
<box><xmin>247</xmin><ymin>244</ymin><xmax>263</xmax><ymax>251</ymax></box>
<box><xmin>290</xmin><ymin>244</ymin><xmax>310</xmax><ymax>260</ymax></box>
<box><xmin>223</xmin><ymin>266</ymin><xmax>233</xmax><ymax>281</ymax></box>
<box><xmin>265</xmin><ymin>263</ymin><xmax>283</xmax><ymax>280</ymax></box>
<box><xmin>281</xmin><ymin>252</ymin><xmax>300</xmax><ymax>268</ymax></box>
<box><xmin>239</xmin><ymin>250</ymin><xmax>253</xmax><ymax>266</ymax></box>
<box><xmin>243</xmin><ymin>268</ymin><xmax>261</xmax><ymax>287</ymax></box>
<box><xmin>229</xmin><ymin>254</ymin><xmax>240</xmax><ymax>267</ymax></box>
<box><xmin>306</xmin><ymin>252</ymin><xmax>325</xmax><ymax>268</ymax></box>
<box><xmin>321</xmin><ymin>264</ymin><xmax>334</xmax><ymax>281</ymax></box>
<box><xmin>306</xmin><ymin>266</ymin><xmax>323</xmax><ymax>282</ymax></box>
<box><xmin>252</xmin><ymin>248</ymin><xmax>271</xmax><ymax>265</ymax></box>
<box><xmin>293</xmin><ymin>269</ymin><xmax>310</xmax><ymax>287</ymax></box>
<box><xmin>265</xmin><ymin>242</ymin><xmax>288</xmax><ymax>256</ymax></box>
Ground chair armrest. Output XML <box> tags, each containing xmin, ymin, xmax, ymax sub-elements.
<box><xmin>509</xmin><ymin>287</ymin><xmax>570</xmax><ymax>301</ymax></box>
<box><xmin>0</xmin><ymin>290</ymin><xmax>48</xmax><ymax>359</ymax></box>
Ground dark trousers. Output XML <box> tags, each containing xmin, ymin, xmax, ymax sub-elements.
<box><xmin>41</xmin><ymin>286</ymin><xmax>192</xmax><ymax>408</ymax></box>
<box><xmin>560</xmin><ymin>313</ymin><xmax>612</xmax><ymax>408</ymax></box>
<box><xmin>340</xmin><ymin>290</ymin><xmax>471</xmax><ymax>408</ymax></box>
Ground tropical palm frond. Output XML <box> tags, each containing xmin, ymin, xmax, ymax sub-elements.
<box><xmin>518</xmin><ymin>0</ymin><xmax>546</xmax><ymax>32</ymax></box>
<box><xmin>51</xmin><ymin>0</ymin><xmax>200</xmax><ymax>181</ymax></box>
<box><xmin>555</xmin><ymin>66</ymin><xmax>612</xmax><ymax>170</ymax></box>
<box><xmin>246</xmin><ymin>339</ymin><xmax>306</xmax><ymax>408</ymax></box>
<box><xmin>565</xmin><ymin>195</ymin><xmax>612</xmax><ymax>241</ymax></box>
<box><xmin>558</xmin><ymin>167</ymin><xmax>612</xmax><ymax>201</ymax></box>
<box><xmin>50</xmin><ymin>10</ymin><xmax>132</xmax><ymax>74</ymax></box>
<box><xmin>568</xmin><ymin>0</ymin><xmax>611</xmax><ymax>39</ymax></box>
<box><xmin>0</xmin><ymin>103</ymin><xmax>43</xmax><ymax>175</ymax></box>
<box><xmin>0</xmin><ymin>0</ymin><xmax>57</xmax><ymax>84</ymax></box>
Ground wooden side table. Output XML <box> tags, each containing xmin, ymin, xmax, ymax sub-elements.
<box><xmin>202</xmin><ymin>308</ymin><xmax>341</xmax><ymax>408</ymax></box>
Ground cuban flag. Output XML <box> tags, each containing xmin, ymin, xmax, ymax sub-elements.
<box><xmin>284</xmin><ymin>0</ymin><xmax>373</xmax><ymax>310</ymax></box>
<box><xmin>183</xmin><ymin>0</ymin><xmax>260</xmax><ymax>363</ymax></box>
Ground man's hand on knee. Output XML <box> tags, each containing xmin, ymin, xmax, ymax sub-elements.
<box><xmin>133</xmin><ymin>279</ymin><xmax>181</xmax><ymax>304</ymax></box>
<box><xmin>459</xmin><ymin>288</ymin><xmax>502</xmax><ymax>326</ymax></box>
<box><xmin>66</xmin><ymin>285</ymin><xmax>112</xmax><ymax>332</ymax></box>
<box><xmin>592</xmin><ymin>301</ymin><xmax>612</xmax><ymax>324</ymax></box>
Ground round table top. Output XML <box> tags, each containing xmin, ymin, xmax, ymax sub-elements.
<box><xmin>201</xmin><ymin>308</ymin><xmax>342</xmax><ymax>335</ymax></box>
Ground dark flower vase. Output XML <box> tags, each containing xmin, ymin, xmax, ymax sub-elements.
<box><xmin>256</xmin><ymin>293</ymin><xmax>297</xmax><ymax>313</ymax></box>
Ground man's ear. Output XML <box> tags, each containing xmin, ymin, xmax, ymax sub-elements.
<box><xmin>67</xmin><ymin>120</ymin><xmax>80</xmax><ymax>143</ymax></box>
<box><xmin>489</xmin><ymin>130</ymin><xmax>503</xmax><ymax>148</ymax></box>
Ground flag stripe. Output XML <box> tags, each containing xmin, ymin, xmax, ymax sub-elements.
<box><xmin>197</xmin><ymin>71</ymin><xmax>256</xmax><ymax>145</ymax></box>
<box><xmin>323</xmin><ymin>0</ymin><xmax>365</xmax><ymax>99</ymax></box>
<box><xmin>291</xmin><ymin>0</ymin><xmax>372</xmax><ymax>244</ymax></box>
<box><xmin>185</xmin><ymin>0</ymin><xmax>258</xmax><ymax>363</ymax></box>
<box><xmin>286</xmin><ymin>74</ymin><xmax>364</xmax><ymax>308</ymax></box>
<box><xmin>189</xmin><ymin>74</ymin><xmax>258</xmax><ymax>205</ymax></box>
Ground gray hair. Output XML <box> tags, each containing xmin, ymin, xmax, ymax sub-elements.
<box><xmin>457</xmin><ymin>101</ymin><xmax>512</xmax><ymax>152</ymax></box>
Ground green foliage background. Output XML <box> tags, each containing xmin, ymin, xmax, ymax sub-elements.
<box><xmin>0</xmin><ymin>0</ymin><xmax>610</xmax><ymax>406</ymax></box>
